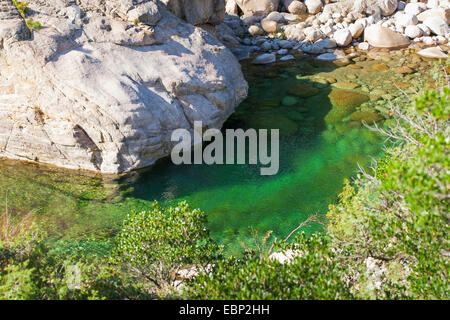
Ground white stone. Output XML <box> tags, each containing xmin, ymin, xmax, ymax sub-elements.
<box><xmin>349</xmin><ymin>22</ymin><xmax>365</xmax><ymax>38</ymax></box>
<box><xmin>417</xmin><ymin>8</ymin><xmax>450</xmax><ymax>25</ymax></box>
<box><xmin>417</xmin><ymin>46</ymin><xmax>448</xmax><ymax>58</ymax></box>
<box><xmin>423</xmin><ymin>17</ymin><xmax>450</xmax><ymax>36</ymax></box>
<box><xmin>404</xmin><ymin>3</ymin><xmax>427</xmax><ymax>16</ymax></box>
<box><xmin>417</xmin><ymin>23</ymin><xmax>431</xmax><ymax>36</ymax></box>
<box><xmin>395</xmin><ymin>13</ymin><xmax>419</xmax><ymax>27</ymax></box>
<box><xmin>358</xmin><ymin>42</ymin><xmax>371</xmax><ymax>50</ymax></box>
<box><xmin>334</xmin><ymin>29</ymin><xmax>353</xmax><ymax>46</ymax></box>
<box><xmin>304</xmin><ymin>0</ymin><xmax>323</xmax><ymax>14</ymax></box>
<box><xmin>405</xmin><ymin>25</ymin><xmax>423</xmax><ymax>38</ymax></box>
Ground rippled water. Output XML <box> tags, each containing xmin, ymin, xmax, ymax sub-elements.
<box><xmin>0</xmin><ymin>48</ymin><xmax>434</xmax><ymax>255</ymax></box>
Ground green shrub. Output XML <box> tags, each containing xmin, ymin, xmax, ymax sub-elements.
<box><xmin>184</xmin><ymin>233</ymin><xmax>353</xmax><ymax>299</ymax></box>
<box><xmin>327</xmin><ymin>84</ymin><xmax>449</xmax><ymax>299</ymax></box>
<box><xmin>112</xmin><ymin>201</ymin><xmax>221</xmax><ymax>293</ymax></box>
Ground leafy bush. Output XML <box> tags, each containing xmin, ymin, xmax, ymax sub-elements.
<box><xmin>327</xmin><ymin>83</ymin><xmax>449</xmax><ymax>299</ymax></box>
<box><xmin>112</xmin><ymin>201</ymin><xmax>221</xmax><ymax>293</ymax></box>
<box><xmin>184</xmin><ymin>233</ymin><xmax>353</xmax><ymax>299</ymax></box>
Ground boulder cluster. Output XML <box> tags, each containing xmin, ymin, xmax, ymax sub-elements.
<box><xmin>222</xmin><ymin>0</ymin><xmax>450</xmax><ymax>63</ymax></box>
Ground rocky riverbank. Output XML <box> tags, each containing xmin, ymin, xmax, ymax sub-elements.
<box><xmin>220</xmin><ymin>0</ymin><xmax>449</xmax><ymax>63</ymax></box>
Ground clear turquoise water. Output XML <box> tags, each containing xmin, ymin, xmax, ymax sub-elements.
<box><xmin>0</xmin><ymin>59</ymin><xmax>384</xmax><ymax>255</ymax></box>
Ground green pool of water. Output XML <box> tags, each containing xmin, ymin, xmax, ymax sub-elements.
<box><xmin>3</xmin><ymin>51</ymin><xmax>429</xmax><ymax>255</ymax></box>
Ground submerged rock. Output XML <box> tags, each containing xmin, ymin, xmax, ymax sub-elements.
<box><xmin>288</xmin><ymin>85</ymin><xmax>319</xmax><ymax>98</ymax></box>
<box><xmin>328</xmin><ymin>90</ymin><xmax>369</xmax><ymax>111</ymax></box>
<box><xmin>248</xmin><ymin>114</ymin><xmax>298</xmax><ymax>136</ymax></box>
<box><xmin>350</xmin><ymin>111</ymin><xmax>384</xmax><ymax>124</ymax></box>
<box><xmin>252</xmin><ymin>53</ymin><xmax>277</xmax><ymax>64</ymax></box>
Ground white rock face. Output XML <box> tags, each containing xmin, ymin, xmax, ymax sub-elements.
<box><xmin>423</xmin><ymin>17</ymin><xmax>450</xmax><ymax>36</ymax></box>
<box><xmin>364</xmin><ymin>24</ymin><xmax>410</xmax><ymax>48</ymax></box>
<box><xmin>405</xmin><ymin>25</ymin><xmax>422</xmax><ymax>38</ymax></box>
<box><xmin>395</xmin><ymin>13</ymin><xmax>419</xmax><ymax>27</ymax></box>
<box><xmin>0</xmin><ymin>0</ymin><xmax>248</xmax><ymax>173</ymax></box>
<box><xmin>304</xmin><ymin>0</ymin><xmax>323</xmax><ymax>14</ymax></box>
<box><xmin>334</xmin><ymin>29</ymin><xmax>353</xmax><ymax>46</ymax></box>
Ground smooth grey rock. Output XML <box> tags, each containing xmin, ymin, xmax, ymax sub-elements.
<box><xmin>252</xmin><ymin>53</ymin><xmax>276</xmax><ymax>64</ymax></box>
<box><xmin>279</xmin><ymin>54</ymin><xmax>294</xmax><ymax>61</ymax></box>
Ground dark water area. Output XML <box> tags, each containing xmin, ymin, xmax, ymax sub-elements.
<box><xmin>2</xmin><ymin>49</ymin><xmax>432</xmax><ymax>255</ymax></box>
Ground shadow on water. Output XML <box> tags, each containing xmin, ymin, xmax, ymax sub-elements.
<box><xmin>0</xmin><ymin>55</ymin><xmax>387</xmax><ymax>255</ymax></box>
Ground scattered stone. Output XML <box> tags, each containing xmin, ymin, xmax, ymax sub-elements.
<box><xmin>304</xmin><ymin>0</ymin><xmax>323</xmax><ymax>14</ymax></box>
<box><xmin>248</xmin><ymin>25</ymin><xmax>265</xmax><ymax>36</ymax></box>
<box><xmin>280</xmin><ymin>54</ymin><xmax>295</xmax><ymax>61</ymax></box>
<box><xmin>282</xmin><ymin>95</ymin><xmax>299</xmax><ymax>106</ymax></box>
<box><xmin>395</xmin><ymin>66</ymin><xmax>415</xmax><ymax>74</ymax></box>
<box><xmin>395</xmin><ymin>13</ymin><xmax>419</xmax><ymax>27</ymax></box>
<box><xmin>288</xmin><ymin>85</ymin><xmax>319</xmax><ymax>97</ymax></box>
<box><xmin>372</xmin><ymin>63</ymin><xmax>390</xmax><ymax>71</ymax></box>
<box><xmin>334</xmin><ymin>29</ymin><xmax>353</xmax><ymax>47</ymax></box>
<box><xmin>405</xmin><ymin>25</ymin><xmax>423</xmax><ymax>38</ymax></box>
<box><xmin>351</xmin><ymin>111</ymin><xmax>384</xmax><ymax>124</ymax></box>
<box><xmin>333</xmin><ymin>82</ymin><xmax>361</xmax><ymax>90</ymax></box>
<box><xmin>261</xmin><ymin>19</ymin><xmax>280</xmax><ymax>33</ymax></box>
<box><xmin>423</xmin><ymin>17</ymin><xmax>450</xmax><ymax>36</ymax></box>
<box><xmin>417</xmin><ymin>8</ymin><xmax>450</xmax><ymax>25</ymax></box>
<box><xmin>252</xmin><ymin>53</ymin><xmax>276</xmax><ymax>64</ymax></box>
<box><xmin>358</xmin><ymin>42</ymin><xmax>371</xmax><ymax>50</ymax></box>
<box><xmin>364</xmin><ymin>25</ymin><xmax>410</xmax><ymax>48</ymax></box>
<box><xmin>283</xmin><ymin>0</ymin><xmax>307</xmax><ymax>15</ymax></box>
<box><xmin>349</xmin><ymin>22</ymin><xmax>365</xmax><ymax>38</ymax></box>
<box><xmin>417</xmin><ymin>47</ymin><xmax>449</xmax><ymax>59</ymax></box>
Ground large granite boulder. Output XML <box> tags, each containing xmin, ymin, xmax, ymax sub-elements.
<box><xmin>0</xmin><ymin>0</ymin><xmax>248</xmax><ymax>173</ymax></box>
